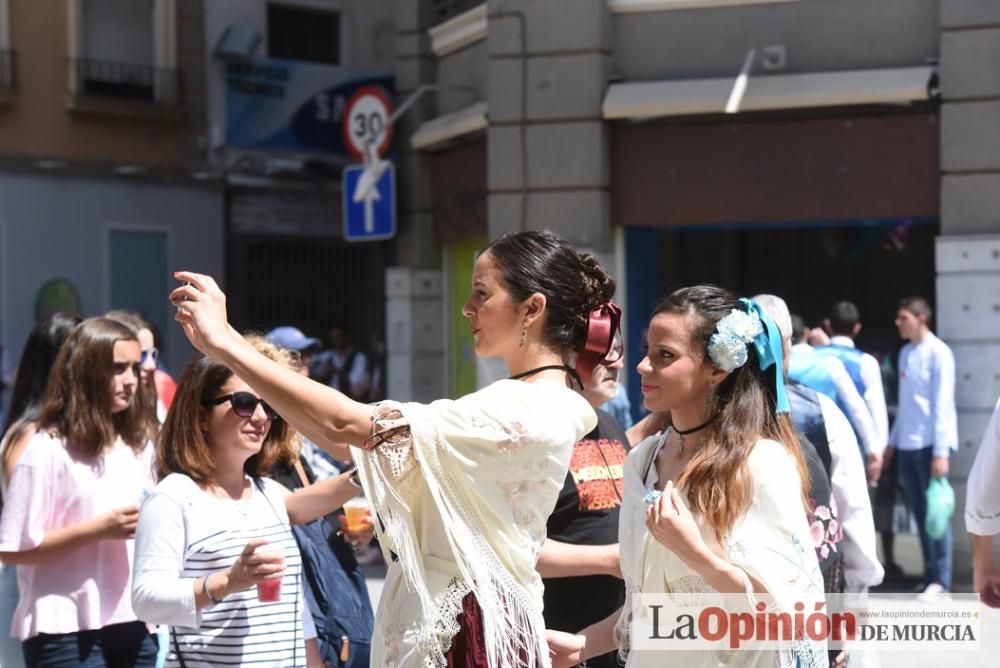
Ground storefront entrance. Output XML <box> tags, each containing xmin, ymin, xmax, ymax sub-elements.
<box><xmin>623</xmin><ymin>220</ymin><xmax>938</xmax><ymax>422</ymax></box>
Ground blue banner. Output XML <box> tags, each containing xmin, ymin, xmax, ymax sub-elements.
<box><xmin>225</xmin><ymin>57</ymin><xmax>393</xmax><ymax>156</ymax></box>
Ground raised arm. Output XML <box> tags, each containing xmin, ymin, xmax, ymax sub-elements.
<box><xmin>171</xmin><ymin>272</ymin><xmax>375</xmax><ymax>451</ymax></box>
<box><xmin>280</xmin><ymin>470</ymin><xmax>366</xmax><ymax>526</ymax></box>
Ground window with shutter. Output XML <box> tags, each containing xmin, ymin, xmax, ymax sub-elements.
<box><xmin>78</xmin><ymin>0</ymin><xmax>156</xmax><ymax>101</ymax></box>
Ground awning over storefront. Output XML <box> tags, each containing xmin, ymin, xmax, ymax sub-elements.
<box><xmin>411</xmin><ymin>102</ymin><xmax>488</xmax><ymax>151</ymax></box>
<box><xmin>609</xmin><ymin>112</ymin><xmax>940</xmax><ymax>227</ymax></box>
<box><xmin>603</xmin><ymin>66</ymin><xmax>935</xmax><ymax>120</ymax></box>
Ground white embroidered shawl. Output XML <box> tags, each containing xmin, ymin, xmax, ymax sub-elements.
<box><xmin>616</xmin><ymin>435</ymin><xmax>829</xmax><ymax>668</ymax></box>
<box><xmin>353</xmin><ymin>379</ymin><xmax>597</xmax><ymax>668</ymax></box>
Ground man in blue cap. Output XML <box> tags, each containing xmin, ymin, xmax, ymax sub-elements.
<box><xmin>266</xmin><ymin>326</ymin><xmax>322</xmax><ymax>373</ymax></box>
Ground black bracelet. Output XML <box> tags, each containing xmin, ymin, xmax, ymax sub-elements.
<box><xmin>203</xmin><ymin>574</ymin><xmax>225</xmax><ymax>604</ymax></box>
<box><xmin>346</xmin><ymin>467</ymin><xmax>363</xmax><ymax>489</ymax></box>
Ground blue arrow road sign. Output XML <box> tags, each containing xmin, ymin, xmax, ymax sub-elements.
<box><xmin>342</xmin><ymin>162</ymin><xmax>396</xmax><ymax>242</ymax></box>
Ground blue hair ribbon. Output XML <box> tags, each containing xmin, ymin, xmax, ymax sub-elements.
<box><xmin>739</xmin><ymin>298</ymin><xmax>790</xmax><ymax>415</ymax></box>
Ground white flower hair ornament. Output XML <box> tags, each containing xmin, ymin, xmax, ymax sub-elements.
<box><xmin>707</xmin><ymin>308</ymin><xmax>764</xmax><ymax>372</ymax></box>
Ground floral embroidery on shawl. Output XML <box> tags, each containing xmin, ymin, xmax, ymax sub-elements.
<box><xmin>470</xmin><ymin>413</ymin><xmax>530</xmax><ymax>456</ymax></box>
<box><xmin>368</xmin><ymin>406</ymin><xmax>418</xmax><ymax>483</ymax></box>
<box><xmin>354</xmin><ymin>396</ymin><xmax>571</xmax><ymax>668</ymax></box>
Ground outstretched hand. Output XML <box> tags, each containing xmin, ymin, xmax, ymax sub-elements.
<box><xmin>170</xmin><ymin>272</ymin><xmax>240</xmax><ymax>359</ymax></box>
<box><xmin>337</xmin><ymin>514</ymin><xmax>375</xmax><ymax>551</ymax></box>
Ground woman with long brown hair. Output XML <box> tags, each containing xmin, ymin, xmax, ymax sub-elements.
<box><xmin>0</xmin><ymin>317</ymin><xmax>159</xmax><ymax>667</ymax></box>
<box><xmin>549</xmin><ymin>285</ymin><xmax>827</xmax><ymax>668</ymax></box>
<box><xmin>130</xmin><ymin>339</ymin><xmax>371</xmax><ymax>667</ymax></box>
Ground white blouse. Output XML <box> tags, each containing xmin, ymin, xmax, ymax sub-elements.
<box><xmin>131</xmin><ymin>474</ymin><xmax>304</xmax><ymax>667</ymax></box>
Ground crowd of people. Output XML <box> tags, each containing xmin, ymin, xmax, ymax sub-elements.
<box><xmin>0</xmin><ymin>228</ymin><xmax>991</xmax><ymax>667</ymax></box>
<box><xmin>0</xmin><ymin>311</ymin><xmax>375</xmax><ymax>667</ymax></box>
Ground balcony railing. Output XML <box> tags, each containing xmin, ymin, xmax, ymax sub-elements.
<box><xmin>431</xmin><ymin>0</ymin><xmax>484</xmax><ymax>26</ymax></box>
<box><xmin>0</xmin><ymin>50</ymin><xmax>15</xmax><ymax>93</ymax></box>
<box><xmin>70</xmin><ymin>58</ymin><xmax>181</xmax><ymax>108</ymax></box>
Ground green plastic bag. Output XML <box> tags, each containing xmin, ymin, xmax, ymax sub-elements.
<box><xmin>925</xmin><ymin>477</ymin><xmax>955</xmax><ymax>540</ymax></box>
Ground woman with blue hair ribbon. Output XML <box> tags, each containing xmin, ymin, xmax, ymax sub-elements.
<box><xmin>548</xmin><ymin>285</ymin><xmax>828</xmax><ymax>668</ymax></box>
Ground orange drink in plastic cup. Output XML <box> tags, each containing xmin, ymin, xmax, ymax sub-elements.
<box><xmin>343</xmin><ymin>497</ymin><xmax>370</xmax><ymax>533</ymax></box>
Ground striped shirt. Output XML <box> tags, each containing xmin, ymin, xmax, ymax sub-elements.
<box><xmin>132</xmin><ymin>473</ymin><xmax>303</xmax><ymax>667</ymax></box>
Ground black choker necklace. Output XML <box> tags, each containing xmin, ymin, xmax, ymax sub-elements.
<box><xmin>672</xmin><ymin>415</ymin><xmax>716</xmax><ymax>452</ymax></box>
<box><xmin>674</xmin><ymin>416</ymin><xmax>715</xmax><ymax>435</ymax></box>
<box><xmin>509</xmin><ymin>364</ymin><xmax>583</xmax><ymax>389</ymax></box>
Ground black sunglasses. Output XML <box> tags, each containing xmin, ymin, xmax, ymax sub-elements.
<box><xmin>205</xmin><ymin>392</ymin><xmax>280</xmax><ymax>421</ymax></box>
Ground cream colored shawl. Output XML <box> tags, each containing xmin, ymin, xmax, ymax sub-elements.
<box><xmin>617</xmin><ymin>434</ymin><xmax>828</xmax><ymax>668</ymax></box>
<box><xmin>354</xmin><ymin>379</ymin><xmax>597</xmax><ymax>668</ymax></box>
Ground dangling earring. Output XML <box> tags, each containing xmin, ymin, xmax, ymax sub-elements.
<box><xmin>519</xmin><ymin>321</ymin><xmax>527</xmax><ymax>349</ymax></box>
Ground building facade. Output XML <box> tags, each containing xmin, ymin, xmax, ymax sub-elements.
<box><xmin>398</xmin><ymin>0</ymin><xmax>999</xmax><ymax>582</ymax></box>
<box><xmin>198</xmin><ymin>0</ymin><xmax>421</xmax><ymax>398</ymax></box>
<box><xmin>0</xmin><ymin>0</ymin><xmax>222</xmax><ymax>376</ymax></box>
<box><xmin>2</xmin><ymin>0</ymin><xmax>994</xmax><ymax>581</ymax></box>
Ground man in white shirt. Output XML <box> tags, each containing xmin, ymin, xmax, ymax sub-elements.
<box><xmin>818</xmin><ymin>301</ymin><xmax>890</xmax><ymax>480</ymax></box>
<box><xmin>887</xmin><ymin>296</ymin><xmax>958</xmax><ymax>595</ymax></box>
<box><xmin>966</xmin><ymin>396</ymin><xmax>1000</xmax><ymax>606</ymax></box>
<box><xmin>788</xmin><ymin>315</ymin><xmax>882</xmax><ymax>466</ymax></box>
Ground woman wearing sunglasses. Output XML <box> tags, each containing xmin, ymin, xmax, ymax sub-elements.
<box><xmin>170</xmin><ymin>230</ymin><xmax>618</xmax><ymax>668</ymax></box>
<box><xmin>131</xmin><ymin>342</ymin><xmax>372</xmax><ymax>668</ymax></box>
<box><xmin>0</xmin><ymin>318</ymin><xmax>159</xmax><ymax>667</ymax></box>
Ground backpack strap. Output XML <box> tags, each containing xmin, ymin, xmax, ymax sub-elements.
<box><xmin>172</xmin><ymin>627</ymin><xmax>188</xmax><ymax>668</ymax></box>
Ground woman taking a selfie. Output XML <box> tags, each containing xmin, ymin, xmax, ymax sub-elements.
<box><xmin>169</xmin><ymin>230</ymin><xmax>617</xmax><ymax>667</ymax></box>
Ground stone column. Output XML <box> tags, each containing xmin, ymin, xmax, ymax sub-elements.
<box><xmin>938</xmin><ymin>0</ymin><xmax>1000</xmax><ymax>580</ymax></box>
<box><xmin>387</xmin><ymin>0</ymin><xmax>445</xmax><ymax>402</ymax></box>
<box><xmin>485</xmin><ymin>0</ymin><xmax>612</xmax><ymax>252</ymax></box>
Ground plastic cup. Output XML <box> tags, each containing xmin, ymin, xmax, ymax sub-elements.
<box><xmin>254</xmin><ymin>545</ymin><xmax>284</xmax><ymax>603</ymax></box>
<box><xmin>343</xmin><ymin>496</ymin><xmax>370</xmax><ymax>534</ymax></box>
<box><xmin>256</xmin><ymin>576</ymin><xmax>282</xmax><ymax>603</ymax></box>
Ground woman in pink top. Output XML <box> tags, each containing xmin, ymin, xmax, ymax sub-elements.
<box><xmin>0</xmin><ymin>318</ymin><xmax>159</xmax><ymax>667</ymax></box>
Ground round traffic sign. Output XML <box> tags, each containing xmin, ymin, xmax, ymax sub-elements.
<box><xmin>342</xmin><ymin>86</ymin><xmax>394</xmax><ymax>161</ymax></box>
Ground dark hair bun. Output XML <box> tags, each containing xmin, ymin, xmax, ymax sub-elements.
<box><xmin>579</xmin><ymin>253</ymin><xmax>616</xmax><ymax>312</ymax></box>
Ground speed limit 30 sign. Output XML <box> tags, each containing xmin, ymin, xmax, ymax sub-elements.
<box><xmin>342</xmin><ymin>86</ymin><xmax>394</xmax><ymax>161</ymax></box>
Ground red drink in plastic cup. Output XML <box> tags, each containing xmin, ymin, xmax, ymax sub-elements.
<box><xmin>256</xmin><ymin>577</ymin><xmax>282</xmax><ymax>603</ymax></box>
